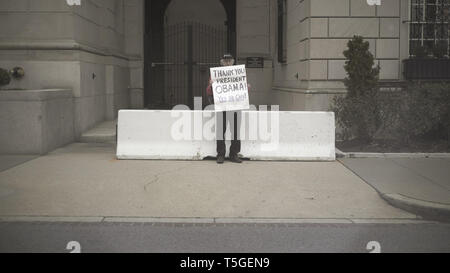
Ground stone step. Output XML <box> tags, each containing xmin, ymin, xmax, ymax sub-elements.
<box><xmin>79</xmin><ymin>120</ymin><xmax>117</xmax><ymax>143</ymax></box>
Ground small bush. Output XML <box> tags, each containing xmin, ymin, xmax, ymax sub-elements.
<box><xmin>0</xmin><ymin>68</ymin><xmax>11</xmax><ymax>88</ymax></box>
<box><xmin>332</xmin><ymin>36</ymin><xmax>381</xmax><ymax>143</ymax></box>
<box><xmin>430</xmin><ymin>83</ymin><xmax>450</xmax><ymax>143</ymax></box>
<box><xmin>333</xmin><ymin>94</ymin><xmax>382</xmax><ymax>142</ymax></box>
<box><xmin>396</xmin><ymin>83</ymin><xmax>443</xmax><ymax>144</ymax></box>
<box><xmin>379</xmin><ymin>82</ymin><xmax>450</xmax><ymax>145</ymax></box>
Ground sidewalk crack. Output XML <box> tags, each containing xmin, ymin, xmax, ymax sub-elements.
<box><xmin>144</xmin><ymin>176</ymin><xmax>160</xmax><ymax>192</ymax></box>
<box><xmin>143</xmin><ymin>165</ymin><xmax>191</xmax><ymax>192</ymax></box>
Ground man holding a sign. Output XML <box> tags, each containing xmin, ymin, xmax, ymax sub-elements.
<box><xmin>206</xmin><ymin>54</ymin><xmax>250</xmax><ymax>164</ymax></box>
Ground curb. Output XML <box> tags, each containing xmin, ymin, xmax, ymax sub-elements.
<box><xmin>337</xmin><ymin>150</ymin><xmax>450</xmax><ymax>159</ymax></box>
<box><xmin>335</xmin><ymin>148</ymin><xmax>347</xmax><ymax>158</ymax></box>
<box><xmin>381</xmin><ymin>193</ymin><xmax>450</xmax><ymax>223</ymax></box>
<box><xmin>0</xmin><ymin>216</ymin><xmax>436</xmax><ymax>224</ymax></box>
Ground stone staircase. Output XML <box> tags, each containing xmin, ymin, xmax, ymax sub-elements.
<box><xmin>79</xmin><ymin>120</ymin><xmax>117</xmax><ymax>144</ymax></box>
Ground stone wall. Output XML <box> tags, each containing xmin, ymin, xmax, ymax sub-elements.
<box><xmin>125</xmin><ymin>0</ymin><xmax>144</xmax><ymax>109</ymax></box>
<box><xmin>0</xmin><ymin>0</ymin><xmax>411</xmax><ymax>119</ymax></box>
<box><xmin>272</xmin><ymin>0</ymin><xmax>409</xmax><ymax>111</ymax></box>
<box><xmin>0</xmin><ymin>0</ymin><xmax>143</xmax><ymax>139</ymax></box>
<box><xmin>236</xmin><ymin>0</ymin><xmax>275</xmax><ymax>107</ymax></box>
<box><xmin>0</xmin><ymin>89</ymin><xmax>74</xmax><ymax>155</ymax></box>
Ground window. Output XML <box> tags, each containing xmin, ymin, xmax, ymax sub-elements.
<box><xmin>278</xmin><ymin>0</ymin><xmax>287</xmax><ymax>63</ymax></box>
<box><xmin>409</xmin><ymin>0</ymin><xmax>450</xmax><ymax>57</ymax></box>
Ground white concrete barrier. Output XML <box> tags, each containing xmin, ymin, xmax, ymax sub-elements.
<box><xmin>116</xmin><ymin>110</ymin><xmax>335</xmax><ymax>161</ymax></box>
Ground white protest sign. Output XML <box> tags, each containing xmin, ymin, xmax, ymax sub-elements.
<box><xmin>210</xmin><ymin>64</ymin><xmax>250</xmax><ymax>112</ymax></box>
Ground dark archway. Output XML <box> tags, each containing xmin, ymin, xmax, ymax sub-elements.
<box><xmin>144</xmin><ymin>0</ymin><xmax>236</xmax><ymax>109</ymax></box>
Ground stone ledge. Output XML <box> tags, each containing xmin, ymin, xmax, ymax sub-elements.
<box><xmin>0</xmin><ymin>89</ymin><xmax>72</xmax><ymax>101</ymax></box>
<box><xmin>0</xmin><ymin>40</ymin><xmax>136</xmax><ymax>61</ymax></box>
<box><xmin>340</xmin><ymin>152</ymin><xmax>450</xmax><ymax>159</ymax></box>
<box><xmin>0</xmin><ymin>88</ymin><xmax>75</xmax><ymax>154</ymax></box>
<box><xmin>273</xmin><ymin>86</ymin><xmax>347</xmax><ymax>94</ymax></box>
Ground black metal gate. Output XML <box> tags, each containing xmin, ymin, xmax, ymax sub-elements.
<box><xmin>150</xmin><ymin>21</ymin><xmax>228</xmax><ymax>109</ymax></box>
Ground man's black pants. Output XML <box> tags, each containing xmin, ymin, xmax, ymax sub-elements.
<box><xmin>216</xmin><ymin>111</ymin><xmax>242</xmax><ymax>157</ymax></box>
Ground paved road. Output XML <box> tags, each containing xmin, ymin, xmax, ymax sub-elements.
<box><xmin>0</xmin><ymin>221</ymin><xmax>449</xmax><ymax>253</ymax></box>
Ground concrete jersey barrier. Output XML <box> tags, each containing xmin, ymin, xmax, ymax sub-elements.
<box><xmin>116</xmin><ymin>110</ymin><xmax>336</xmax><ymax>161</ymax></box>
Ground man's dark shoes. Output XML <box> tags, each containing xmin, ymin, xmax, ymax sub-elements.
<box><xmin>229</xmin><ymin>154</ymin><xmax>243</xmax><ymax>163</ymax></box>
<box><xmin>217</xmin><ymin>155</ymin><xmax>225</xmax><ymax>164</ymax></box>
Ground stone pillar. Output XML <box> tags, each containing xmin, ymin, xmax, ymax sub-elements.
<box><xmin>236</xmin><ymin>0</ymin><xmax>273</xmax><ymax>107</ymax></box>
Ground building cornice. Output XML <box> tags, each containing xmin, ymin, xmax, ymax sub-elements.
<box><xmin>0</xmin><ymin>40</ymin><xmax>142</xmax><ymax>62</ymax></box>
<box><xmin>272</xmin><ymin>86</ymin><xmax>347</xmax><ymax>94</ymax></box>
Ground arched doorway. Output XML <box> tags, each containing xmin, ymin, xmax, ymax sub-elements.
<box><xmin>145</xmin><ymin>0</ymin><xmax>236</xmax><ymax>109</ymax></box>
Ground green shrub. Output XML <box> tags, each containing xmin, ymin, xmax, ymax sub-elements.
<box><xmin>333</xmin><ymin>94</ymin><xmax>382</xmax><ymax>142</ymax></box>
<box><xmin>433</xmin><ymin>83</ymin><xmax>450</xmax><ymax>143</ymax></box>
<box><xmin>0</xmin><ymin>68</ymin><xmax>10</xmax><ymax>88</ymax></box>
<box><xmin>332</xmin><ymin>36</ymin><xmax>381</xmax><ymax>142</ymax></box>
<box><xmin>343</xmin><ymin>36</ymin><xmax>380</xmax><ymax>98</ymax></box>
<box><xmin>395</xmin><ymin>82</ymin><xmax>450</xmax><ymax>144</ymax></box>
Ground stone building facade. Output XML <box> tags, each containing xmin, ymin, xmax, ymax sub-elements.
<box><xmin>0</xmin><ymin>0</ymin><xmax>437</xmax><ymax>151</ymax></box>
<box><xmin>0</xmin><ymin>0</ymin><xmax>143</xmax><ymax>140</ymax></box>
<box><xmin>273</xmin><ymin>0</ymin><xmax>408</xmax><ymax>110</ymax></box>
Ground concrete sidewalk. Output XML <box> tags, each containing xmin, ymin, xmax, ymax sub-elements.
<box><xmin>0</xmin><ymin>155</ymin><xmax>38</xmax><ymax>173</ymax></box>
<box><xmin>0</xmin><ymin>143</ymin><xmax>416</xmax><ymax>221</ymax></box>
<box><xmin>339</xmin><ymin>158</ymin><xmax>450</xmax><ymax>222</ymax></box>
